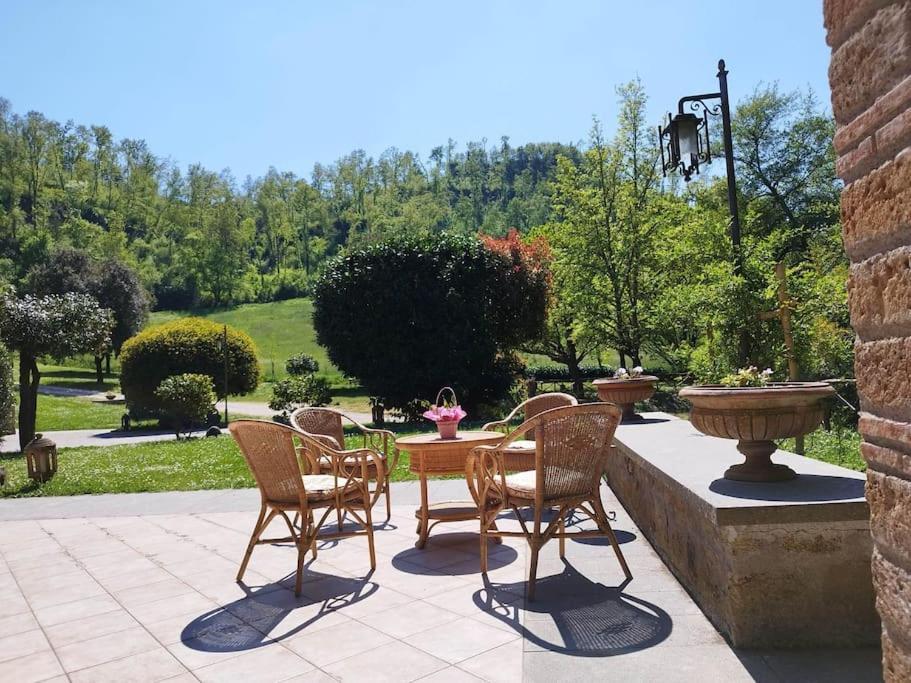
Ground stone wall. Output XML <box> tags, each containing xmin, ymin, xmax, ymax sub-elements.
<box><xmin>825</xmin><ymin>1</ymin><xmax>911</xmax><ymax>679</ymax></box>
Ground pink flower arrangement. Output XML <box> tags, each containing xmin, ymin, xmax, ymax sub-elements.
<box><xmin>422</xmin><ymin>405</ymin><xmax>467</xmax><ymax>424</ymax></box>
<box><xmin>425</xmin><ymin>387</ymin><xmax>466</xmax><ymax>439</ymax></box>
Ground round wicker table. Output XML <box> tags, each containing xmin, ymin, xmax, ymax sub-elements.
<box><xmin>395</xmin><ymin>430</ymin><xmax>534</xmax><ymax>549</ymax></box>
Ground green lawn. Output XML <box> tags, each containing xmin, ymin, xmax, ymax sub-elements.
<box><xmin>36</xmin><ymin>394</ymin><xmax>130</xmax><ymax>432</ymax></box>
<box><xmin>0</xmin><ymin>428</ymin><xmax>431</xmax><ymax>498</ymax></box>
<box><xmin>149</xmin><ymin>298</ymin><xmax>344</xmax><ymax>385</ymax></box>
<box><xmin>778</xmin><ymin>427</ymin><xmax>864</xmax><ymax>472</ymax></box>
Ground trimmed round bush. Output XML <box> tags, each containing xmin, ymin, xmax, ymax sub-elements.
<box><xmin>285</xmin><ymin>353</ymin><xmax>319</xmax><ymax>377</ymax></box>
<box><xmin>120</xmin><ymin>318</ymin><xmax>259</xmax><ymax>415</ymax></box>
<box><xmin>313</xmin><ymin>233</ymin><xmax>548</xmax><ymax>411</ymax></box>
<box><xmin>155</xmin><ymin>373</ymin><xmax>216</xmax><ymax>438</ymax></box>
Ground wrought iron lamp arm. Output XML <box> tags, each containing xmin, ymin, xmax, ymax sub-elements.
<box><xmin>677</xmin><ymin>92</ymin><xmax>722</xmax><ymax>116</ymax></box>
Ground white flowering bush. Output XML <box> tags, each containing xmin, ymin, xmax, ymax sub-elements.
<box><xmin>613</xmin><ymin>366</ymin><xmax>644</xmax><ymax>380</ymax></box>
<box><xmin>719</xmin><ymin>366</ymin><xmax>774</xmax><ymax>387</ymax></box>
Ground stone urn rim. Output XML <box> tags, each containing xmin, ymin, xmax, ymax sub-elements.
<box><xmin>593</xmin><ymin>375</ymin><xmax>659</xmax><ymax>386</ymax></box>
<box><xmin>679</xmin><ymin>381</ymin><xmax>835</xmax><ymax>408</ymax></box>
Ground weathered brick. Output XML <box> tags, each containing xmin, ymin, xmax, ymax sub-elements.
<box><xmin>864</xmin><ymin>442</ymin><xmax>911</xmax><ymax>479</ymax></box>
<box><xmin>824</xmin><ymin>0</ymin><xmax>895</xmax><ymax>49</ymax></box>
<box><xmin>855</xmin><ymin>338</ymin><xmax>911</xmax><ymax>421</ymax></box>
<box><xmin>876</xmin><ymin>102</ymin><xmax>911</xmax><ymax>161</ymax></box>
<box><xmin>883</xmin><ymin>629</ymin><xmax>911</xmax><ymax>683</ymax></box>
<box><xmin>841</xmin><ymin>146</ymin><xmax>911</xmax><ymax>260</ymax></box>
<box><xmin>848</xmin><ymin>246</ymin><xmax>911</xmax><ymax>340</ymax></box>
<box><xmin>834</xmin><ymin>75</ymin><xmax>911</xmax><ymax>155</ymax></box>
<box><xmin>829</xmin><ymin>3</ymin><xmax>911</xmax><ymax>124</ymax></box>
<box><xmin>860</xmin><ymin>412</ymin><xmax>911</xmax><ymax>455</ymax></box>
<box><xmin>867</xmin><ymin>470</ymin><xmax>911</xmax><ymax>564</ymax></box>
<box><xmin>873</xmin><ymin>550</ymin><xmax>911</xmax><ymax>651</ymax></box>
<box><xmin>836</xmin><ymin>134</ymin><xmax>877</xmax><ymax>183</ymax></box>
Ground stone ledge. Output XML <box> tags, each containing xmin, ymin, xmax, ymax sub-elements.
<box><xmin>607</xmin><ymin>412</ymin><xmax>878</xmax><ymax>648</ymax></box>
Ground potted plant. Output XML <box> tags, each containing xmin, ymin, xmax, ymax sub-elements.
<box><xmin>679</xmin><ymin>367</ymin><xmax>835</xmax><ymax>482</ymax></box>
<box><xmin>423</xmin><ymin>387</ymin><xmax>466</xmax><ymax>439</ymax></box>
<box><xmin>593</xmin><ymin>367</ymin><xmax>658</xmax><ymax>422</ymax></box>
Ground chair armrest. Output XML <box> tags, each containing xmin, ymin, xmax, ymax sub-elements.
<box><xmin>481</xmin><ymin>419</ymin><xmax>509</xmax><ymax>432</ymax></box>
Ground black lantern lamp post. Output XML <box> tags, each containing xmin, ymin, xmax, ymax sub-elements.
<box><xmin>659</xmin><ymin>59</ymin><xmax>743</xmax><ymax>275</ymax></box>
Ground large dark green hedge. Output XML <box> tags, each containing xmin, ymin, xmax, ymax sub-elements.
<box><xmin>120</xmin><ymin>318</ymin><xmax>259</xmax><ymax>415</ymax></box>
<box><xmin>313</xmin><ymin>233</ymin><xmax>548</xmax><ymax>411</ymax></box>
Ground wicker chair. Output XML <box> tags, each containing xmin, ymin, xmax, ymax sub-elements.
<box><xmin>229</xmin><ymin>420</ymin><xmax>378</xmax><ymax>596</ymax></box>
<box><xmin>482</xmin><ymin>393</ymin><xmax>578</xmax><ymax>471</ymax></box>
<box><xmin>470</xmin><ymin>403</ymin><xmax>631</xmax><ymax>600</ymax></box>
<box><xmin>290</xmin><ymin>407</ymin><xmax>399</xmax><ymax>522</ymax></box>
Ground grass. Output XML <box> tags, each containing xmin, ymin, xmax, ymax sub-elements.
<box><xmin>0</xmin><ymin>426</ymin><xmax>441</xmax><ymax>498</ymax></box>
<box><xmin>778</xmin><ymin>427</ymin><xmax>864</xmax><ymax>472</ymax></box>
<box><xmin>149</xmin><ymin>299</ymin><xmax>344</xmax><ymax>385</ymax></box>
<box><xmin>35</xmin><ymin>394</ymin><xmax>131</xmax><ymax>432</ymax></box>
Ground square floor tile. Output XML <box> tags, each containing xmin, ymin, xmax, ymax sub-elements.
<box><xmin>360</xmin><ymin>600</ymin><xmax>462</xmax><ymax>639</ymax></box>
<box><xmin>194</xmin><ymin>644</ymin><xmax>315</xmax><ymax>682</ymax></box>
<box><xmin>412</xmin><ymin>617</ymin><xmax>519</xmax><ymax>664</ymax></box>
<box><xmin>325</xmin><ymin>640</ymin><xmax>448</xmax><ymax>682</ymax></box>
<box><xmin>285</xmin><ymin>620</ymin><xmax>393</xmax><ymax>667</ymax></box>
<box><xmin>68</xmin><ymin>647</ymin><xmax>187</xmax><ymax>683</ymax></box>
<box><xmin>55</xmin><ymin>625</ymin><xmax>160</xmax><ymax>672</ymax></box>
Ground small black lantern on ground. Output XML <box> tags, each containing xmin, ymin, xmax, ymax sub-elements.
<box><xmin>25</xmin><ymin>433</ymin><xmax>58</xmax><ymax>483</ymax></box>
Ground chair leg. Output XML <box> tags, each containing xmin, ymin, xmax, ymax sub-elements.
<box><xmin>592</xmin><ymin>496</ymin><xmax>632</xmax><ymax>580</ymax></box>
<box><xmin>363</xmin><ymin>497</ymin><xmax>377</xmax><ymax>571</ymax></box>
<box><xmin>528</xmin><ymin>507</ymin><xmax>543</xmax><ymax>601</ymax></box>
<box><xmin>384</xmin><ymin>477</ymin><xmax>392</xmax><ymax>523</ymax></box>
<box><xmin>295</xmin><ymin>542</ymin><xmax>306</xmax><ymax>597</ymax></box>
<box><xmin>237</xmin><ymin>504</ymin><xmax>269</xmax><ymax>582</ymax></box>
<box><xmin>558</xmin><ymin>512</ymin><xmax>566</xmax><ymax>559</ymax></box>
<box><xmin>308</xmin><ymin>510</ymin><xmax>318</xmax><ymax>560</ymax></box>
<box><xmin>479</xmin><ymin>510</ymin><xmax>489</xmax><ymax>573</ymax></box>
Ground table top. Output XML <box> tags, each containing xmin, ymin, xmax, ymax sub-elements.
<box><xmin>395</xmin><ymin>430</ymin><xmax>503</xmax><ymax>450</ymax></box>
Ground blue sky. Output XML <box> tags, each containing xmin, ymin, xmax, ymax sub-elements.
<box><xmin>1</xmin><ymin>1</ymin><xmax>831</xmax><ymax>180</ymax></box>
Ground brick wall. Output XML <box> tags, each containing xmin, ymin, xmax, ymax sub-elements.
<box><xmin>825</xmin><ymin>1</ymin><xmax>911</xmax><ymax>679</ymax></box>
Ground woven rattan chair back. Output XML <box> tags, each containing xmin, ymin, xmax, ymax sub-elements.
<box><xmin>533</xmin><ymin>403</ymin><xmax>620</xmax><ymax>501</ymax></box>
<box><xmin>291</xmin><ymin>407</ymin><xmax>345</xmax><ymax>450</ymax></box>
<box><xmin>229</xmin><ymin>420</ymin><xmax>305</xmax><ymax>505</ymax></box>
<box><xmin>523</xmin><ymin>393</ymin><xmax>577</xmax><ymax>441</ymax></box>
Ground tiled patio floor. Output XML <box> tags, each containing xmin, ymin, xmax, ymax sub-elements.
<box><xmin>0</xmin><ymin>481</ymin><xmax>881</xmax><ymax>682</ymax></box>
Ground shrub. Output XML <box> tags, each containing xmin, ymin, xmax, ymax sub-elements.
<box><xmin>120</xmin><ymin>318</ymin><xmax>259</xmax><ymax>415</ymax></box>
<box><xmin>268</xmin><ymin>375</ymin><xmax>331</xmax><ymax>417</ymax></box>
<box><xmin>155</xmin><ymin>374</ymin><xmax>216</xmax><ymax>438</ymax></box>
<box><xmin>286</xmin><ymin>353</ymin><xmax>319</xmax><ymax>377</ymax></box>
<box><xmin>313</xmin><ymin>233</ymin><xmax>548</xmax><ymax>412</ymax></box>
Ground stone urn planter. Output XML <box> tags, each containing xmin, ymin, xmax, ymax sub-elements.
<box><xmin>679</xmin><ymin>382</ymin><xmax>835</xmax><ymax>482</ymax></box>
<box><xmin>593</xmin><ymin>376</ymin><xmax>658</xmax><ymax>422</ymax></box>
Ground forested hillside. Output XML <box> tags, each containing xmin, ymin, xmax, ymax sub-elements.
<box><xmin>0</xmin><ymin>97</ymin><xmax>578</xmax><ymax>309</ymax></box>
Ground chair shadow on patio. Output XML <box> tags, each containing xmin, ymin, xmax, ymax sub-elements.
<box><xmin>473</xmin><ymin>560</ymin><xmax>671</xmax><ymax>656</ymax></box>
<box><xmin>180</xmin><ymin>567</ymin><xmax>378</xmax><ymax>653</ymax></box>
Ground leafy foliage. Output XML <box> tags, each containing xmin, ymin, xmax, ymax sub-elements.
<box><xmin>268</xmin><ymin>375</ymin><xmax>331</xmax><ymax>417</ymax></box>
<box><xmin>0</xmin><ymin>292</ymin><xmax>114</xmax><ymax>448</ymax></box>
<box><xmin>0</xmin><ymin>292</ymin><xmax>113</xmax><ymax>361</ymax></box>
<box><xmin>154</xmin><ymin>373</ymin><xmax>216</xmax><ymax>438</ymax></box>
<box><xmin>120</xmin><ymin>318</ymin><xmax>258</xmax><ymax>415</ymax></box>
<box><xmin>27</xmin><ymin>248</ymin><xmax>151</xmax><ymax>379</ymax></box>
<box><xmin>313</xmin><ymin>233</ymin><xmax>548</xmax><ymax>411</ymax></box>
<box><xmin>285</xmin><ymin>353</ymin><xmax>319</xmax><ymax>377</ymax></box>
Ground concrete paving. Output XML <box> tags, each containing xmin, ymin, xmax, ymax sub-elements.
<box><xmin>0</xmin><ymin>480</ymin><xmax>881</xmax><ymax>682</ymax></box>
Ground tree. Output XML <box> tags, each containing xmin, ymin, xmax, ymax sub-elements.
<box><xmin>545</xmin><ymin>82</ymin><xmax>665</xmax><ymax>368</ymax></box>
<box><xmin>0</xmin><ymin>293</ymin><xmax>113</xmax><ymax>450</ymax></box>
<box><xmin>313</xmin><ymin>233</ymin><xmax>548</xmax><ymax>413</ymax></box>
<box><xmin>27</xmin><ymin>248</ymin><xmax>150</xmax><ymax>382</ymax></box>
